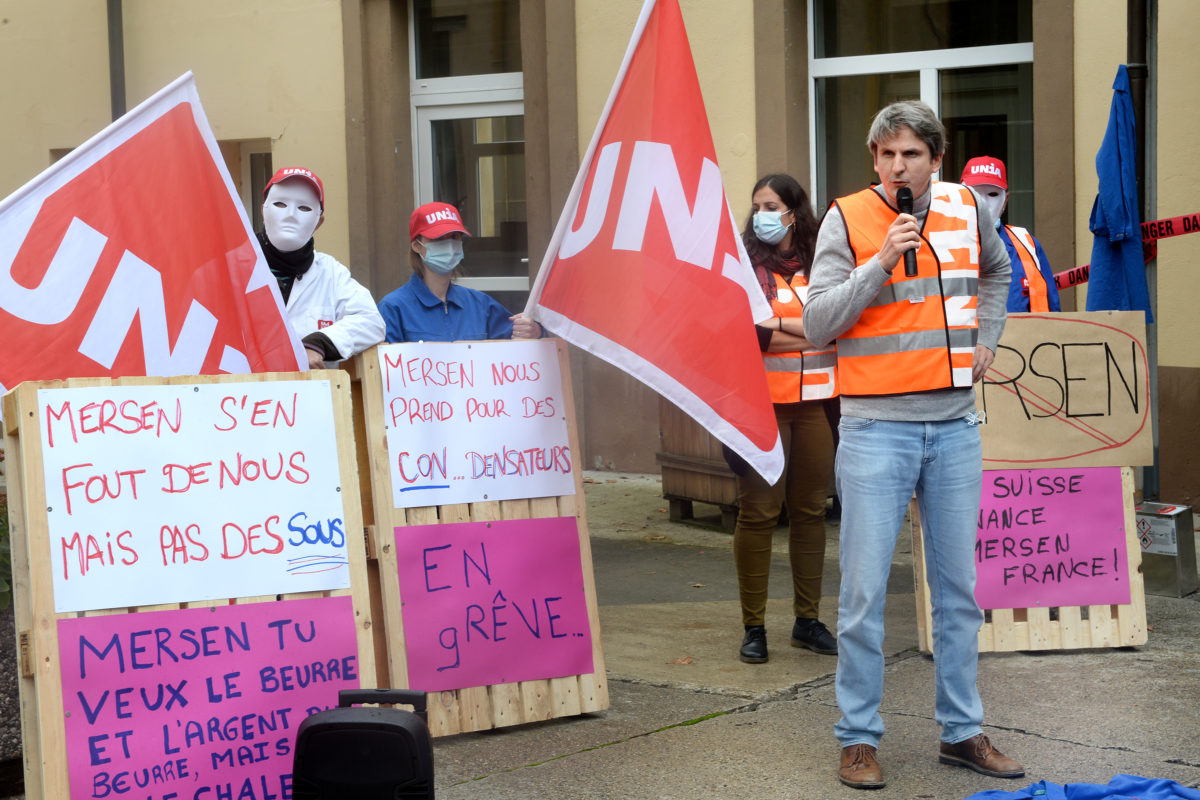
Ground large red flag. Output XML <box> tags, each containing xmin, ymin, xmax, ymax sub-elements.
<box><xmin>526</xmin><ymin>0</ymin><xmax>783</xmax><ymax>482</ymax></box>
<box><xmin>0</xmin><ymin>72</ymin><xmax>306</xmax><ymax>417</ymax></box>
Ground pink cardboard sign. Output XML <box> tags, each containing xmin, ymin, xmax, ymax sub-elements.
<box><xmin>975</xmin><ymin>467</ymin><xmax>1130</xmax><ymax>610</ymax></box>
<box><xmin>394</xmin><ymin>517</ymin><xmax>594</xmax><ymax>692</ymax></box>
<box><xmin>58</xmin><ymin>596</ymin><xmax>359</xmax><ymax>800</ymax></box>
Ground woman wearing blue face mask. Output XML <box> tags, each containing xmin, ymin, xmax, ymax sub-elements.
<box><xmin>731</xmin><ymin>174</ymin><xmax>839</xmax><ymax>664</ymax></box>
<box><xmin>377</xmin><ymin>201</ymin><xmax>543</xmax><ymax>342</ymax></box>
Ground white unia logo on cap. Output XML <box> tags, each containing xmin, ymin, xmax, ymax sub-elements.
<box><xmin>425</xmin><ymin>208</ymin><xmax>460</xmax><ymax>224</ymax></box>
<box><xmin>970</xmin><ymin>163</ymin><xmax>1002</xmax><ymax>179</ymax></box>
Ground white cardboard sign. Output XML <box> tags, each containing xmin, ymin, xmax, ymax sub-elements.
<box><xmin>39</xmin><ymin>380</ymin><xmax>350</xmax><ymax>612</ymax></box>
<box><xmin>377</xmin><ymin>340</ymin><xmax>576</xmax><ymax>508</ymax></box>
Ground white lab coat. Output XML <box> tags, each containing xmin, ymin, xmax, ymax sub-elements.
<box><xmin>285</xmin><ymin>251</ymin><xmax>385</xmax><ymax>367</ymax></box>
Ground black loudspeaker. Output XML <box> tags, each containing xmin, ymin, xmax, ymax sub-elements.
<box><xmin>292</xmin><ymin>689</ymin><xmax>434</xmax><ymax>799</ymax></box>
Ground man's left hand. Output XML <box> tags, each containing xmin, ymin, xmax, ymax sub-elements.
<box><xmin>972</xmin><ymin>344</ymin><xmax>995</xmax><ymax>384</ymax></box>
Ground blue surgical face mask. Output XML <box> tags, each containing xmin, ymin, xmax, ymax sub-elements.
<box><xmin>422</xmin><ymin>238</ymin><xmax>464</xmax><ymax>274</ymax></box>
<box><xmin>753</xmin><ymin>210</ymin><xmax>790</xmax><ymax>245</ymax></box>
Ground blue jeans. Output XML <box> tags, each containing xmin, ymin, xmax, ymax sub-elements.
<box><xmin>833</xmin><ymin>415</ymin><xmax>985</xmax><ymax>748</ymax></box>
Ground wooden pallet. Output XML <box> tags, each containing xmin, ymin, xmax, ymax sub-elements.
<box><xmin>350</xmin><ymin>341</ymin><xmax>608</xmax><ymax>736</ymax></box>
<box><xmin>656</xmin><ymin>397</ymin><xmax>738</xmax><ymax>531</ymax></box>
<box><xmin>3</xmin><ymin>371</ymin><xmax>376</xmax><ymax>799</ymax></box>
<box><xmin>912</xmin><ymin>467</ymin><xmax>1148</xmax><ymax>653</ymax></box>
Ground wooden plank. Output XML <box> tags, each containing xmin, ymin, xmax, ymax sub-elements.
<box><xmin>1117</xmin><ymin>467</ymin><xmax>1149</xmax><ymax>646</ymax></box>
<box><xmin>1026</xmin><ymin>606</ymin><xmax>1053</xmax><ymax>650</ymax></box>
<box><xmin>358</xmin><ymin>349</ymin><xmax>414</xmax><ymax>685</ymax></box>
<box><xmin>555</xmin><ymin>342</ymin><xmax>608</xmax><ymax>715</ymax></box>
<box><xmin>323</xmin><ymin>368</ymin><xmax>379</xmax><ymax>685</ymax></box>
<box><xmin>1058</xmin><ymin>606</ymin><xmax>1084</xmax><ymax>648</ymax></box>
<box><xmin>6</xmin><ymin>383</ymin><xmax>55</xmax><ymax>799</ymax></box>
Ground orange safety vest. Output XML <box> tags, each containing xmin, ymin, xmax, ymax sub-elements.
<box><xmin>762</xmin><ymin>271</ymin><xmax>838</xmax><ymax>402</ymax></box>
<box><xmin>1005</xmin><ymin>225</ymin><xmax>1051</xmax><ymax>312</ymax></box>
<box><xmin>833</xmin><ymin>183</ymin><xmax>981</xmax><ymax>396</ymax></box>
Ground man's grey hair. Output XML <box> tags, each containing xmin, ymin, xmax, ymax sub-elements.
<box><xmin>866</xmin><ymin>100</ymin><xmax>946</xmax><ymax>158</ymax></box>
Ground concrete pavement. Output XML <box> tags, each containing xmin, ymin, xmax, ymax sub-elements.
<box><xmin>430</xmin><ymin>472</ymin><xmax>1200</xmax><ymax>800</ymax></box>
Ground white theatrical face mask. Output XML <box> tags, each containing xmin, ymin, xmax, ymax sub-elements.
<box><xmin>263</xmin><ymin>181</ymin><xmax>322</xmax><ymax>252</ymax></box>
<box><xmin>976</xmin><ymin>186</ymin><xmax>1007</xmax><ymax>226</ymax></box>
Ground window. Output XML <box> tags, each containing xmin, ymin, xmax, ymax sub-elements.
<box><xmin>239</xmin><ymin>143</ymin><xmax>273</xmax><ymax>234</ymax></box>
<box><xmin>411</xmin><ymin>0</ymin><xmax>527</xmax><ymax>310</ymax></box>
<box><xmin>809</xmin><ymin>0</ymin><xmax>1034</xmax><ymax>227</ymax></box>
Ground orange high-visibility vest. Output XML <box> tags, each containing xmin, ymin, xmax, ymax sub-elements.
<box><xmin>762</xmin><ymin>271</ymin><xmax>838</xmax><ymax>402</ymax></box>
<box><xmin>1005</xmin><ymin>225</ymin><xmax>1051</xmax><ymax>312</ymax></box>
<box><xmin>833</xmin><ymin>183</ymin><xmax>981</xmax><ymax>396</ymax></box>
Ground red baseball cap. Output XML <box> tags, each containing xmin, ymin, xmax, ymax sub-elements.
<box><xmin>960</xmin><ymin>156</ymin><xmax>1007</xmax><ymax>190</ymax></box>
<box><xmin>263</xmin><ymin>167</ymin><xmax>325</xmax><ymax>208</ymax></box>
<box><xmin>410</xmin><ymin>201</ymin><xmax>471</xmax><ymax>242</ymax></box>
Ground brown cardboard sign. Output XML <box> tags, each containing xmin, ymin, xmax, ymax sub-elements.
<box><xmin>977</xmin><ymin>311</ymin><xmax>1151</xmax><ymax>468</ymax></box>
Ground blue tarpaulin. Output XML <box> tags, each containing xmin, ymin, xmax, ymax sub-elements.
<box><xmin>1085</xmin><ymin>65</ymin><xmax>1154</xmax><ymax>323</ymax></box>
<box><xmin>963</xmin><ymin>774</ymin><xmax>1200</xmax><ymax>800</ymax></box>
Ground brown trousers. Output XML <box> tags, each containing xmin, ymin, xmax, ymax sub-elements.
<box><xmin>733</xmin><ymin>400</ymin><xmax>835</xmax><ymax>626</ymax></box>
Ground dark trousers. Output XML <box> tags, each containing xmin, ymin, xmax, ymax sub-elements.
<box><xmin>733</xmin><ymin>400</ymin><xmax>835</xmax><ymax>626</ymax></box>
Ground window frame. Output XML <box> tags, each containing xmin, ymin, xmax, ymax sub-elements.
<box><xmin>806</xmin><ymin>1</ymin><xmax>1033</xmax><ymax>206</ymax></box>
<box><xmin>408</xmin><ymin>0</ymin><xmax>527</xmax><ymax>294</ymax></box>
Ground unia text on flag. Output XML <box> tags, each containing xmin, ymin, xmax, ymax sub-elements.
<box><xmin>524</xmin><ymin>0</ymin><xmax>784</xmax><ymax>483</ymax></box>
<box><xmin>0</xmin><ymin>72</ymin><xmax>307</xmax><ymax>418</ymax></box>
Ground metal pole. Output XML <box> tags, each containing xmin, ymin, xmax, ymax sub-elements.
<box><xmin>1128</xmin><ymin>0</ymin><xmax>1158</xmax><ymax>497</ymax></box>
<box><xmin>107</xmin><ymin>0</ymin><xmax>126</xmax><ymax>121</ymax></box>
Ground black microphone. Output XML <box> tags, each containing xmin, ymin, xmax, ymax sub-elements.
<box><xmin>896</xmin><ymin>187</ymin><xmax>917</xmax><ymax>277</ymax></box>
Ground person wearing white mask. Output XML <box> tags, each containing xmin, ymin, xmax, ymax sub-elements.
<box><xmin>728</xmin><ymin>173</ymin><xmax>838</xmax><ymax>665</ymax></box>
<box><xmin>960</xmin><ymin>156</ymin><xmax>1061</xmax><ymax>313</ymax></box>
<box><xmin>259</xmin><ymin>166</ymin><xmax>385</xmax><ymax>368</ymax></box>
<box><xmin>377</xmin><ymin>201</ymin><xmax>543</xmax><ymax>342</ymax></box>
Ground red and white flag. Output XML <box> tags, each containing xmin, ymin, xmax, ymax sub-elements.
<box><xmin>0</xmin><ymin>72</ymin><xmax>306</xmax><ymax>416</ymax></box>
<box><xmin>525</xmin><ymin>0</ymin><xmax>783</xmax><ymax>482</ymax></box>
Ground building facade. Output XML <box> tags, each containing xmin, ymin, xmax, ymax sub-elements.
<box><xmin>1</xmin><ymin>0</ymin><xmax>1197</xmax><ymax>502</ymax></box>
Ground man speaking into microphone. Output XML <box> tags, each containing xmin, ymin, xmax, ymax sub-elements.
<box><xmin>803</xmin><ymin>100</ymin><xmax>1018</xmax><ymax>790</ymax></box>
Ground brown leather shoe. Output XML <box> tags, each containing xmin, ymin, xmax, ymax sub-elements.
<box><xmin>939</xmin><ymin>734</ymin><xmax>1025</xmax><ymax>778</ymax></box>
<box><xmin>839</xmin><ymin>743</ymin><xmax>886</xmax><ymax>789</ymax></box>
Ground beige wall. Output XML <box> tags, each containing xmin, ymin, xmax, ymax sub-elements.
<box><xmin>1071</xmin><ymin>0</ymin><xmax>1200</xmax><ymax>364</ymax></box>
<box><xmin>1072</xmin><ymin>0</ymin><xmax>1128</xmax><ymax>312</ymax></box>
<box><xmin>0</xmin><ymin>0</ymin><xmax>351</xmax><ymax>262</ymax></box>
<box><xmin>0</xmin><ymin>2</ymin><xmax>110</xmax><ymax>195</ymax></box>
<box><xmin>574</xmin><ymin>0</ymin><xmax>757</xmax><ymax>217</ymax></box>
<box><xmin>1155</xmin><ymin>0</ymin><xmax>1200</xmax><ymax>368</ymax></box>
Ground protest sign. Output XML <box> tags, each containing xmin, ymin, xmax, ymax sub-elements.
<box><xmin>978</xmin><ymin>311</ymin><xmax>1151</xmax><ymax>468</ymax></box>
<box><xmin>3</xmin><ymin>371</ymin><xmax>375</xmax><ymax>799</ymax></box>
<box><xmin>908</xmin><ymin>312</ymin><xmax>1151</xmax><ymax>654</ymax></box>
<box><xmin>37</xmin><ymin>379</ymin><xmax>349</xmax><ymax>612</ymax></box>
<box><xmin>911</xmin><ymin>466</ymin><xmax>1146</xmax><ymax>654</ymax></box>
<box><xmin>352</xmin><ymin>340</ymin><xmax>608</xmax><ymax>736</ymax></box>
<box><xmin>0</xmin><ymin>73</ymin><xmax>305</xmax><ymax>424</ymax></box>
<box><xmin>393</xmin><ymin>517</ymin><xmax>593</xmax><ymax>693</ymax></box>
<box><xmin>524</xmin><ymin>0</ymin><xmax>783</xmax><ymax>484</ymax></box>
<box><xmin>377</xmin><ymin>340</ymin><xmax>575</xmax><ymax>508</ymax></box>
<box><xmin>974</xmin><ymin>467</ymin><xmax>1130</xmax><ymax>610</ymax></box>
<box><xmin>59</xmin><ymin>597</ymin><xmax>359</xmax><ymax>800</ymax></box>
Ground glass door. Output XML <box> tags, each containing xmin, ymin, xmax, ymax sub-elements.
<box><xmin>414</xmin><ymin>102</ymin><xmax>528</xmax><ymax>311</ymax></box>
